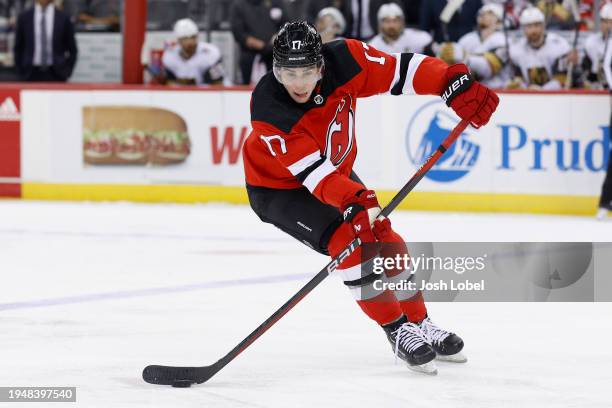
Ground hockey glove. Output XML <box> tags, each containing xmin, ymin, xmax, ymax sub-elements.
<box><xmin>341</xmin><ymin>189</ymin><xmax>382</xmax><ymax>243</ymax></box>
<box><xmin>442</xmin><ymin>64</ymin><xmax>499</xmax><ymax>129</ymax></box>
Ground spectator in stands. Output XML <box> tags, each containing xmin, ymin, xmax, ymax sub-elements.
<box><xmin>583</xmin><ymin>3</ymin><xmax>612</xmax><ymax>89</ymax></box>
<box><xmin>307</xmin><ymin>0</ymin><xmax>404</xmax><ymax>41</ymax></box>
<box><xmin>536</xmin><ymin>0</ymin><xmax>574</xmax><ymax>30</ymax></box>
<box><xmin>158</xmin><ymin>18</ymin><xmax>225</xmax><ymax>86</ymax></box>
<box><xmin>306</xmin><ymin>0</ymin><xmax>349</xmax><ymax>27</ymax></box>
<box><xmin>13</xmin><ymin>0</ymin><xmax>77</xmax><ymax>81</ymax></box>
<box><xmin>506</xmin><ymin>7</ymin><xmax>576</xmax><ymax>90</ymax></box>
<box><xmin>315</xmin><ymin>6</ymin><xmax>345</xmax><ymax>43</ymax></box>
<box><xmin>346</xmin><ymin>0</ymin><xmax>403</xmax><ymax>41</ymax></box>
<box><xmin>230</xmin><ymin>0</ymin><xmax>286</xmax><ymax>85</ymax></box>
<box><xmin>368</xmin><ymin>3</ymin><xmax>433</xmax><ymax>54</ymax></box>
<box><xmin>75</xmin><ymin>0</ymin><xmax>119</xmax><ymax>32</ymax></box>
<box><xmin>482</xmin><ymin>0</ymin><xmax>530</xmax><ymax>29</ymax></box>
<box><xmin>420</xmin><ymin>0</ymin><xmax>483</xmax><ymax>43</ymax></box>
<box><xmin>437</xmin><ymin>3</ymin><xmax>509</xmax><ymax>88</ymax></box>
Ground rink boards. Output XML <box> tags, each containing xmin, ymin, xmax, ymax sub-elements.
<box><xmin>0</xmin><ymin>86</ymin><xmax>608</xmax><ymax>215</ymax></box>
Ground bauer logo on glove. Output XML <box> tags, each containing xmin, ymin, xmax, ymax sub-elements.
<box><xmin>442</xmin><ymin>74</ymin><xmax>473</xmax><ymax>105</ymax></box>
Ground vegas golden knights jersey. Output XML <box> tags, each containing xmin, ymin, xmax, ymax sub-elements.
<box><xmin>509</xmin><ymin>32</ymin><xmax>571</xmax><ymax>89</ymax></box>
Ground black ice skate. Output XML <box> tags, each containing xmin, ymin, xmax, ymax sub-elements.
<box><xmin>383</xmin><ymin>316</ymin><xmax>437</xmax><ymax>375</ymax></box>
<box><xmin>419</xmin><ymin>316</ymin><xmax>467</xmax><ymax>363</ymax></box>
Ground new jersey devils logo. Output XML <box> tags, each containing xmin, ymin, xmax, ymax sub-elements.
<box><xmin>324</xmin><ymin>96</ymin><xmax>355</xmax><ymax>166</ymax></box>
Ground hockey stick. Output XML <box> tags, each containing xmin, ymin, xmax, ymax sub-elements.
<box><xmin>502</xmin><ymin>0</ymin><xmax>511</xmax><ymax>63</ymax></box>
<box><xmin>440</xmin><ymin>0</ymin><xmax>465</xmax><ymax>42</ymax></box>
<box><xmin>565</xmin><ymin>0</ymin><xmax>582</xmax><ymax>89</ymax></box>
<box><xmin>142</xmin><ymin>119</ymin><xmax>471</xmax><ymax>387</ymax></box>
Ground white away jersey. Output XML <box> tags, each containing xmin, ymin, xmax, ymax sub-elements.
<box><xmin>509</xmin><ymin>32</ymin><xmax>571</xmax><ymax>89</ymax></box>
<box><xmin>162</xmin><ymin>42</ymin><xmax>224</xmax><ymax>85</ymax></box>
<box><xmin>368</xmin><ymin>28</ymin><xmax>432</xmax><ymax>55</ymax></box>
<box><xmin>458</xmin><ymin>30</ymin><xmax>509</xmax><ymax>88</ymax></box>
<box><xmin>584</xmin><ymin>32</ymin><xmax>610</xmax><ymax>88</ymax></box>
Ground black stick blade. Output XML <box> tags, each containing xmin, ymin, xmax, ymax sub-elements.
<box><xmin>142</xmin><ymin>365</ymin><xmax>218</xmax><ymax>386</ymax></box>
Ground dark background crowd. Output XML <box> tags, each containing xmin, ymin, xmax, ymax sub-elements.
<box><xmin>0</xmin><ymin>0</ymin><xmax>609</xmax><ymax>88</ymax></box>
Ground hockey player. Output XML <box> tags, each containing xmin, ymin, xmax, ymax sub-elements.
<box><xmin>507</xmin><ymin>7</ymin><xmax>575</xmax><ymax>90</ymax></box>
<box><xmin>598</xmin><ymin>6</ymin><xmax>612</xmax><ymax>220</ymax></box>
<box><xmin>583</xmin><ymin>4</ymin><xmax>612</xmax><ymax>90</ymax></box>
<box><xmin>437</xmin><ymin>3</ymin><xmax>509</xmax><ymax>89</ymax></box>
<box><xmin>315</xmin><ymin>7</ymin><xmax>346</xmax><ymax>44</ymax></box>
<box><xmin>161</xmin><ymin>19</ymin><xmax>225</xmax><ymax>86</ymax></box>
<box><xmin>368</xmin><ymin>3</ymin><xmax>433</xmax><ymax>56</ymax></box>
<box><xmin>242</xmin><ymin>21</ymin><xmax>498</xmax><ymax>374</ymax></box>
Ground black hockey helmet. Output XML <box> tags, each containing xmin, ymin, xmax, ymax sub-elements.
<box><xmin>273</xmin><ymin>21</ymin><xmax>323</xmax><ymax>68</ymax></box>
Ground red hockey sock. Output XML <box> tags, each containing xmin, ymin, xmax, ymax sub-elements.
<box><xmin>373</xmin><ymin>219</ymin><xmax>428</xmax><ymax>323</ymax></box>
<box><xmin>398</xmin><ymin>291</ymin><xmax>427</xmax><ymax>323</ymax></box>
<box><xmin>356</xmin><ymin>291</ymin><xmax>403</xmax><ymax>325</ymax></box>
<box><xmin>328</xmin><ymin>223</ymin><xmax>403</xmax><ymax>326</ymax></box>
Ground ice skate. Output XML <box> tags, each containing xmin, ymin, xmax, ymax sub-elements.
<box><xmin>419</xmin><ymin>316</ymin><xmax>467</xmax><ymax>363</ymax></box>
<box><xmin>383</xmin><ymin>316</ymin><xmax>438</xmax><ymax>375</ymax></box>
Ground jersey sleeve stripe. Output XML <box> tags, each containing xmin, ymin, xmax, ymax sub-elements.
<box><xmin>389</xmin><ymin>53</ymin><xmax>413</xmax><ymax>95</ymax></box>
<box><xmin>287</xmin><ymin>151</ymin><xmax>323</xmax><ymax>176</ymax></box>
<box><xmin>302</xmin><ymin>158</ymin><xmax>337</xmax><ymax>192</ymax></box>
<box><xmin>296</xmin><ymin>156</ymin><xmax>326</xmax><ymax>183</ymax></box>
<box><xmin>402</xmin><ymin>53</ymin><xmax>426</xmax><ymax>95</ymax></box>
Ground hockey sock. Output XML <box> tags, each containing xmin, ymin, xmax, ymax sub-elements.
<box><xmin>374</xmin><ymin>223</ymin><xmax>428</xmax><ymax>323</ymax></box>
<box><xmin>328</xmin><ymin>223</ymin><xmax>403</xmax><ymax>325</ymax></box>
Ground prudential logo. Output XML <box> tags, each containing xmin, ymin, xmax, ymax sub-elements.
<box><xmin>405</xmin><ymin>101</ymin><xmax>478</xmax><ymax>182</ymax></box>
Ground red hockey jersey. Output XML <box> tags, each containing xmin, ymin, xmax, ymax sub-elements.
<box><xmin>243</xmin><ymin>39</ymin><xmax>449</xmax><ymax>208</ymax></box>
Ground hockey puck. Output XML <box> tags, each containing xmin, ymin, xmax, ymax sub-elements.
<box><xmin>172</xmin><ymin>380</ymin><xmax>193</xmax><ymax>388</ymax></box>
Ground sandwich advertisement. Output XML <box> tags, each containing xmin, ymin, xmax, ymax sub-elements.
<box><xmin>20</xmin><ymin>90</ymin><xmax>251</xmax><ymax>186</ymax></box>
<box><xmin>82</xmin><ymin>106</ymin><xmax>191</xmax><ymax>166</ymax></box>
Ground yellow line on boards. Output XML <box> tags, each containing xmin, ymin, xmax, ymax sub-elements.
<box><xmin>22</xmin><ymin>183</ymin><xmax>598</xmax><ymax>216</ymax></box>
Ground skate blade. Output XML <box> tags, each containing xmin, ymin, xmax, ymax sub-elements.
<box><xmin>407</xmin><ymin>361</ymin><xmax>438</xmax><ymax>375</ymax></box>
<box><xmin>436</xmin><ymin>352</ymin><xmax>467</xmax><ymax>363</ymax></box>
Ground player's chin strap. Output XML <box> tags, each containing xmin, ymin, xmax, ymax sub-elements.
<box><xmin>142</xmin><ymin>119</ymin><xmax>471</xmax><ymax>388</ymax></box>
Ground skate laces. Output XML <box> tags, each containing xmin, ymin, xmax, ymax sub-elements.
<box><xmin>392</xmin><ymin>322</ymin><xmax>428</xmax><ymax>364</ymax></box>
<box><xmin>420</xmin><ymin>317</ymin><xmax>450</xmax><ymax>346</ymax></box>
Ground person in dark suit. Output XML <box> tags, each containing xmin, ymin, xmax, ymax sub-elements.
<box><xmin>13</xmin><ymin>0</ymin><xmax>78</xmax><ymax>81</ymax></box>
<box><xmin>230</xmin><ymin>0</ymin><xmax>287</xmax><ymax>85</ymax></box>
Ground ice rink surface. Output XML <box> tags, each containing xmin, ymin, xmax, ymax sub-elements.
<box><xmin>1</xmin><ymin>200</ymin><xmax>611</xmax><ymax>408</ymax></box>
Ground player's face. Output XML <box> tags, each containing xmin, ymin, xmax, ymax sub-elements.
<box><xmin>381</xmin><ymin>16</ymin><xmax>404</xmax><ymax>40</ymax></box>
<box><xmin>602</xmin><ymin>19</ymin><xmax>612</xmax><ymax>36</ymax></box>
<box><xmin>478</xmin><ymin>11</ymin><xmax>499</xmax><ymax>30</ymax></box>
<box><xmin>179</xmin><ymin>36</ymin><xmax>198</xmax><ymax>56</ymax></box>
<box><xmin>277</xmin><ymin>65</ymin><xmax>321</xmax><ymax>104</ymax></box>
<box><xmin>523</xmin><ymin>23</ymin><xmax>545</xmax><ymax>47</ymax></box>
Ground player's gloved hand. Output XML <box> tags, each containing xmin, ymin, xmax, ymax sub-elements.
<box><xmin>341</xmin><ymin>189</ymin><xmax>382</xmax><ymax>243</ymax></box>
<box><xmin>371</xmin><ymin>217</ymin><xmax>394</xmax><ymax>242</ymax></box>
<box><xmin>442</xmin><ymin>64</ymin><xmax>499</xmax><ymax>129</ymax></box>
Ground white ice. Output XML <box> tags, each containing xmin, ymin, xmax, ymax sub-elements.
<box><xmin>1</xmin><ymin>200</ymin><xmax>611</xmax><ymax>408</ymax></box>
